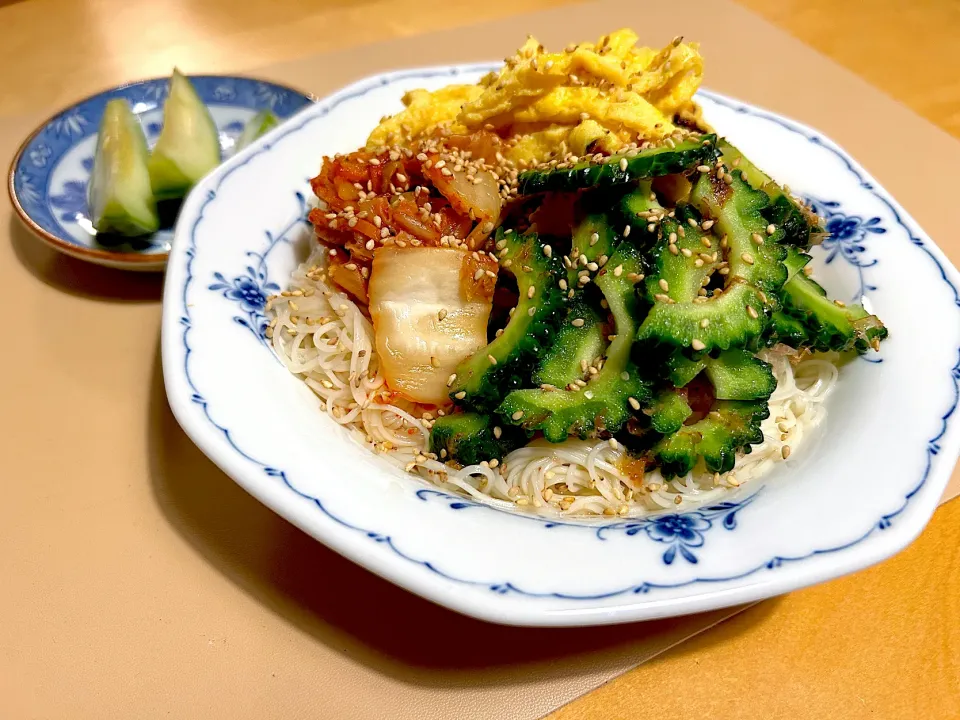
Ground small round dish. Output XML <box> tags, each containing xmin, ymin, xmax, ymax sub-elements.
<box><xmin>8</xmin><ymin>75</ymin><xmax>314</xmax><ymax>271</ymax></box>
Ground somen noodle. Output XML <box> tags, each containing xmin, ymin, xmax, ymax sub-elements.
<box><xmin>267</xmin><ymin>246</ymin><xmax>836</xmax><ymax>518</ymax></box>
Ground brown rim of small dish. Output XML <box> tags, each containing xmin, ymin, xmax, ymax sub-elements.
<box><xmin>7</xmin><ymin>73</ymin><xmax>317</xmax><ymax>268</ymax></box>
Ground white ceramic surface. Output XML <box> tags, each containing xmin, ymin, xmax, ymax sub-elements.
<box><xmin>161</xmin><ymin>64</ymin><xmax>960</xmax><ymax>627</ymax></box>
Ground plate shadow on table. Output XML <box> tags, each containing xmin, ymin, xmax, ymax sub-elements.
<box><xmin>8</xmin><ymin>215</ymin><xmax>164</xmax><ymax>302</ymax></box>
<box><xmin>146</xmin><ymin>340</ymin><xmax>780</xmax><ymax>688</ymax></box>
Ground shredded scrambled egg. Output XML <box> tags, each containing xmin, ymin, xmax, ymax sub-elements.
<box><xmin>367</xmin><ymin>29</ymin><xmax>704</xmax><ymax>165</ymax></box>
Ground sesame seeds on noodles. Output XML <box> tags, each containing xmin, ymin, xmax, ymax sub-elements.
<box><xmin>268</xmin><ymin>248</ymin><xmax>837</xmax><ymax>519</ymax></box>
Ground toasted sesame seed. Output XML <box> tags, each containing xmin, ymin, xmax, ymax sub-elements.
<box><xmin>488</xmin><ymin>354</ymin><xmax>498</xmax><ymax>366</ymax></box>
<box><xmin>590</xmin><ymin>232</ymin><xmax>600</xmax><ymax>246</ymax></box>
<box><xmin>613</xmin><ymin>264</ymin><xmax>623</xmax><ymax>277</ymax></box>
<box><xmin>741</xmin><ymin>252</ymin><xmax>755</xmax><ymax>265</ymax></box>
<box><xmin>782</xmin><ymin>445</ymin><xmax>791</xmax><ymax>459</ymax></box>
<box><xmin>834</xmin><ymin>299</ymin><xmax>846</xmax><ymax>307</ymax></box>
<box><xmin>701</xmin><ymin>219</ymin><xmax>715</xmax><ymax>230</ymax></box>
<box><xmin>658</xmin><ymin>278</ymin><xmax>670</xmax><ymax>292</ymax></box>
<box><xmin>430</xmin><ymin>356</ymin><xmax>440</xmax><ymax>368</ymax></box>
<box><xmin>747</xmin><ymin>305</ymin><xmax>759</xmax><ymax>319</ymax></box>
<box><xmin>697</xmin><ymin>164</ymin><xmax>711</xmax><ymax>173</ymax></box>
<box><xmin>454</xmin><ymin>391</ymin><xmax>466</xmax><ymax>399</ymax></box>
<box><xmin>558</xmin><ymin>278</ymin><xmax>568</xmax><ymax>291</ymax></box>
<box><xmin>700</xmin><ymin>318</ymin><xmax>710</xmax><ymax>328</ymax></box>
<box><xmin>669</xmin><ymin>232</ymin><xmax>678</xmax><ymax>243</ymax></box>
<box><xmin>473</xmin><ymin>269</ymin><xmax>484</xmax><ymax>281</ymax></box>
<box><xmin>623</xmin><ymin>225</ymin><xmax>631</xmax><ymax>237</ymax></box>
<box><xmin>528</xmin><ymin>307</ymin><xmax>536</xmax><ymax>316</ymax></box>
<box><xmin>586</xmin><ymin>261</ymin><xmax>599</xmax><ymax>272</ymax></box>
<box><xmin>511</xmin><ymin>410</ymin><xmax>525</xmax><ymax>421</ymax></box>
<box><xmin>571</xmin><ymin>318</ymin><xmax>585</xmax><ymax>327</ymax></box>
<box><xmin>628</xmin><ymin>397</ymin><xmax>641</xmax><ymax>410</ymax></box>
<box><xmin>543</xmin><ymin>244</ymin><xmax>552</xmax><ymax>258</ymax></box>
<box><xmin>691</xmin><ymin>339</ymin><xmax>706</xmax><ymax>351</ymax></box>
<box><xmin>584</xmin><ymin>390</ymin><xmax>595</xmax><ymax>400</ymax></box>
<box><xmin>493</xmin><ymin>425</ymin><xmax>502</xmax><ymax>439</ymax></box>
<box><xmin>766</xmin><ymin>223</ymin><xmax>776</xmax><ymax>235</ymax></box>
<box><xmin>687</xmin><ymin>217</ymin><xmax>698</xmax><ymax>228</ymax></box>
<box><xmin>669</xmin><ymin>244</ymin><xmax>680</xmax><ymax>255</ymax></box>
<box><xmin>619</xmin><ymin>157</ymin><xmax>628</xmax><ymax>171</ymax></box>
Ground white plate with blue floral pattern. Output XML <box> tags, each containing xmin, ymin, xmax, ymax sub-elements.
<box><xmin>8</xmin><ymin>75</ymin><xmax>313</xmax><ymax>271</ymax></box>
<box><xmin>161</xmin><ymin>64</ymin><xmax>960</xmax><ymax>627</ymax></box>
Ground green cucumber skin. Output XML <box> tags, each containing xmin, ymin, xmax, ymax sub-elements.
<box><xmin>148</xmin><ymin>69</ymin><xmax>221</xmax><ymax>200</ymax></box>
<box><xmin>517</xmin><ymin>134</ymin><xmax>719</xmax><ymax>195</ymax></box>
<box><xmin>88</xmin><ymin>98</ymin><xmax>159</xmax><ymax>236</ymax></box>
<box><xmin>235</xmin><ymin>109</ymin><xmax>280</xmax><ymax>152</ymax></box>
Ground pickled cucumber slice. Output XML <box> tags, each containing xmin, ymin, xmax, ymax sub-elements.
<box><xmin>87</xmin><ymin>99</ymin><xmax>159</xmax><ymax>236</ymax></box>
<box><xmin>235</xmin><ymin>109</ymin><xmax>279</xmax><ymax>152</ymax></box>
<box><xmin>148</xmin><ymin>69</ymin><xmax>221</xmax><ymax>200</ymax></box>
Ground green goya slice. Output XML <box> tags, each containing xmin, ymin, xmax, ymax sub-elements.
<box><xmin>533</xmin><ymin>300</ymin><xmax>607</xmax><ymax>389</ymax></box>
<box><xmin>498</xmin><ymin>239</ymin><xmax>652</xmax><ymax>441</ymax></box>
<box><xmin>618</xmin><ymin>180</ymin><xmax>663</xmax><ymax>245</ymax></box>
<box><xmin>648</xmin><ymin>390</ymin><xmax>693</xmax><ymax>435</ymax></box>
<box><xmin>450</xmin><ymin>230</ymin><xmax>566</xmax><ymax>411</ymax></box>
<box><xmin>87</xmin><ymin>99</ymin><xmax>159</xmax><ymax>236</ymax></box>
<box><xmin>429</xmin><ymin>412</ymin><xmax>528</xmax><ymax>465</ymax></box>
<box><xmin>653</xmin><ymin>400</ymin><xmax>770</xmax><ymax>478</ymax></box>
<box><xmin>703</xmin><ymin>349</ymin><xmax>776</xmax><ymax>401</ymax></box>
<box><xmin>718</xmin><ymin>139</ymin><xmax>823</xmax><ymax>248</ymax></box>
<box><xmin>779</xmin><ymin>248</ymin><xmax>888</xmax><ymax>353</ymax></box>
<box><xmin>636</xmin><ymin>173</ymin><xmax>788</xmax><ymax>352</ymax></box>
<box><xmin>566</xmin><ymin>213</ymin><xmax>620</xmax><ymax>291</ymax></box>
<box><xmin>517</xmin><ymin>134</ymin><xmax>719</xmax><ymax>195</ymax></box>
<box><xmin>148</xmin><ymin>69</ymin><xmax>221</xmax><ymax>200</ymax></box>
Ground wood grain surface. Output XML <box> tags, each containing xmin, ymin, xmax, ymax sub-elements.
<box><xmin>1</xmin><ymin>0</ymin><xmax>957</xmax><ymax>717</ymax></box>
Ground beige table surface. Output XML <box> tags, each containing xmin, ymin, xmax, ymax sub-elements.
<box><xmin>2</xmin><ymin>0</ymin><xmax>959</xmax><ymax>718</ymax></box>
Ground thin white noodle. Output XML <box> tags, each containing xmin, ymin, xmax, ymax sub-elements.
<box><xmin>269</xmin><ymin>247</ymin><xmax>840</xmax><ymax>518</ymax></box>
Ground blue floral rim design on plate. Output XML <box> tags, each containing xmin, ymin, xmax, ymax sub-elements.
<box><xmin>175</xmin><ymin>65</ymin><xmax>960</xmax><ymax>601</ymax></box>
<box><xmin>9</xmin><ymin>74</ymin><xmax>313</xmax><ymax>268</ymax></box>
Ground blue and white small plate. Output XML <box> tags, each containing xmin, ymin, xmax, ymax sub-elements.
<box><xmin>161</xmin><ymin>65</ymin><xmax>960</xmax><ymax>627</ymax></box>
<box><xmin>8</xmin><ymin>75</ymin><xmax>313</xmax><ymax>271</ymax></box>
